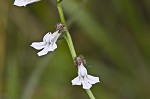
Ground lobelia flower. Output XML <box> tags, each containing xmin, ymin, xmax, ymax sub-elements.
<box><xmin>71</xmin><ymin>63</ymin><xmax>100</xmax><ymax>89</ymax></box>
<box><xmin>31</xmin><ymin>30</ymin><xmax>61</xmax><ymax>56</ymax></box>
<box><xmin>13</xmin><ymin>0</ymin><xmax>40</xmax><ymax>7</ymax></box>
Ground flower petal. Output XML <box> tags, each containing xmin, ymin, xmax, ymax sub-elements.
<box><xmin>51</xmin><ymin>31</ymin><xmax>59</xmax><ymax>39</ymax></box>
<box><xmin>51</xmin><ymin>30</ymin><xmax>61</xmax><ymax>43</ymax></box>
<box><xmin>37</xmin><ymin>44</ymin><xmax>49</xmax><ymax>56</ymax></box>
<box><xmin>71</xmin><ymin>76</ymin><xmax>81</xmax><ymax>85</ymax></box>
<box><xmin>30</xmin><ymin>42</ymin><xmax>46</xmax><ymax>50</ymax></box>
<box><xmin>87</xmin><ymin>75</ymin><xmax>100</xmax><ymax>84</ymax></box>
<box><xmin>43</xmin><ymin>33</ymin><xmax>51</xmax><ymax>42</ymax></box>
<box><xmin>82</xmin><ymin>77</ymin><xmax>92</xmax><ymax>89</ymax></box>
<box><xmin>14</xmin><ymin>0</ymin><xmax>40</xmax><ymax>7</ymax></box>
<box><xmin>48</xmin><ymin>43</ymin><xmax>57</xmax><ymax>51</ymax></box>
<box><xmin>14</xmin><ymin>0</ymin><xmax>26</xmax><ymax>6</ymax></box>
<box><xmin>78</xmin><ymin>63</ymin><xmax>87</xmax><ymax>77</ymax></box>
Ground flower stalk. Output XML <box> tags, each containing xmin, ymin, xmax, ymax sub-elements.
<box><xmin>56</xmin><ymin>0</ymin><xmax>76</xmax><ymax>59</ymax></box>
<box><xmin>55</xmin><ymin>0</ymin><xmax>96</xmax><ymax>99</ymax></box>
<box><xmin>86</xmin><ymin>89</ymin><xmax>96</xmax><ymax>99</ymax></box>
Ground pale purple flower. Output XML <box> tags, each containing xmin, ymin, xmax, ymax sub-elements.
<box><xmin>13</xmin><ymin>0</ymin><xmax>40</xmax><ymax>7</ymax></box>
<box><xmin>31</xmin><ymin>31</ymin><xmax>61</xmax><ymax>56</ymax></box>
<box><xmin>71</xmin><ymin>63</ymin><xmax>100</xmax><ymax>89</ymax></box>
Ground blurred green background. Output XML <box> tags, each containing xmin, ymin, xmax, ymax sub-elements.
<box><xmin>1</xmin><ymin>0</ymin><xmax>150</xmax><ymax>99</ymax></box>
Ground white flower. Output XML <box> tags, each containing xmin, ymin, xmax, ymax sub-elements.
<box><xmin>71</xmin><ymin>63</ymin><xmax>100</xmax><ymax>89</ymax></box>
<box><xmin>31</xmin><ymin>31</ymin><xmax>61</xmax><ymax>56</ymax></box>
<box><xmin>13</xmin><ymin>0</ymin><xmax>40</xmax><ymax>7</ymax></box>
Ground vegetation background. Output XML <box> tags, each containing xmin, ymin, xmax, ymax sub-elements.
<box><xmin>1</xmin><ymin>0</ymin><xmax>150</xmax><ymax>99</ymax></box>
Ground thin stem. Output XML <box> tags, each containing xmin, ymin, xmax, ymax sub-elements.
<box><xmin>86</xmin><ymin>89</ymin><xmax>96</xmax><ymax>99</ymax></box>
<box><xmin>56</xmin><ymin>0</ymin><xmax>66</xmax><ymax>24</ymax></box>
<box><xmin>55</xmin><ymin>0</ymin><xmax>96</xmax><ymax>99</ymax></box>
<box><xmin>64</xmin><ymin>32</ymin><xmax>77</xmax><ymax>59</ymax></box>
<box><xmin>56</xmin><ymin>0</ymin><xmax>76</xmax><ymax>59</ymax></box>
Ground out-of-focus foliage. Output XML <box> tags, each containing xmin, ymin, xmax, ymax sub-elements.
<box><xmin>1</xmin><ymin>0</ymin><xmax>150</xmax><ymax>99</ymax></box>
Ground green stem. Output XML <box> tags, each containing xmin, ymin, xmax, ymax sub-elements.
<box><xmin>86</xmin><ymin>89</ymin><xmax>96</xmax><ymax>99</ymax></box>
<box><xmin>64</xmin><ymin>32</ymin><xmax>77</xmax><ymax>59</ymax></box>
<box><xmin>55</xmin><ymin>0</ymin><xmax>96</xmax><ymax>99</ymax></box>
<box><xmin>56</xmin><ymin>0</ymin><xmax>76</xmax><ymax>59</ymax></box>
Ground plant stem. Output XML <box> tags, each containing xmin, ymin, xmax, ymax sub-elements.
<box><xmin>64</xmin><ymin>32</ymin><xmax>77</xmax><ymax>59</ymax></box>
<box><xmin>86</xmin><ymin>89</ymin><xmax>96</xmax><ymax>99</ymax></box>
<box><xmin>56</xmin><ymin>0</ymin><xmax>76</xmax><ymax>59</ymax></box>
<box><xmin>55</xmin><ymin>0</ymin><xmax>96</xmax><ymax>99</ymax></box>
